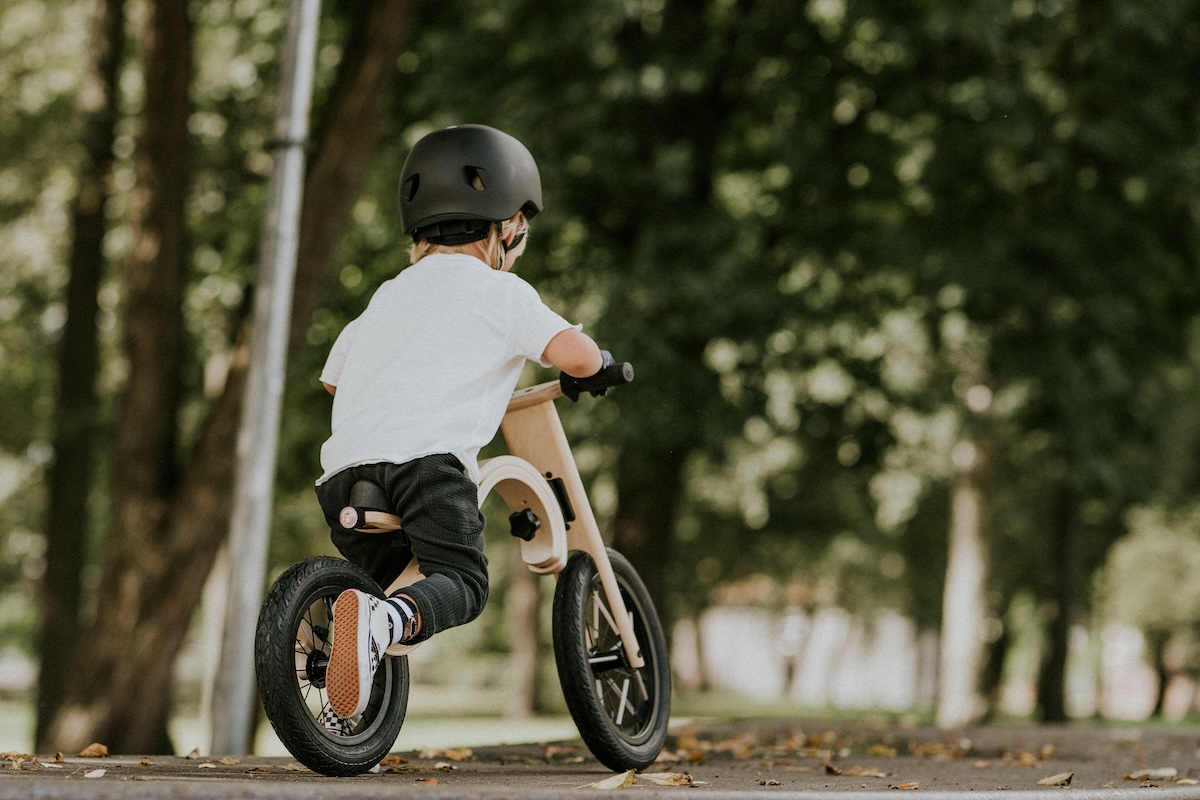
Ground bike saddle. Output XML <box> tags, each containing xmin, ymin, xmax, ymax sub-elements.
<box><xmin>338</xmin><ymin>480</ymin><xmax>402</xmax><ymax>533</ymax></box>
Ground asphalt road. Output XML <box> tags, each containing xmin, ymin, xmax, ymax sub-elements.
<box><xmin>6</xmin><ymin>720</ymin><xmax>1200</xmax><ymax>799</ymax></box>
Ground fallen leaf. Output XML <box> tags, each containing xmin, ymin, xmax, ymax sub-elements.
<box><xmin>218</xmin><ymin>756</ymin><xmax>240</xmax><ymax>765</ymax></box>
<box><xmin>184</xmin><ymin>748</ymin><xmax>201</xmax><ymax>760</ymax></box>
<box><xmin>381</xmin><ymin>755</ymin><xmax>408</xmax><ymax>767</ymax></box>
<box><xmin>869</xmin><ymin>745</ymin><xmax>898</xmax><ymax>758</ymax></box>
<box><xmin>891</xmin><ymin>781</ymin><xmax>920</xmax><ymax>790</ymax></box>
<box><xmin>639</xmin><ymin>772</ymin><xmax>699</xmax><ymax>786</ymax></box>
<box><xmin>418</xmin><ymin>777</ymin><xmax>439</xmax><ymax>786</ymax></box>
<box><xmin>433</xmin><ymin>761</ymin><xmax>456</xmax><ymax>771</ymax></box>
<box><xmin>245</xmin><ymin>767</ymin><xmax>272</xmax><ymax>774</ymax></box>
<box><xmin>285</xmin><ymin>762</ymin><xmax>309</xmax><ymax>772</ymax></box>
<box><xmin>1037</xmin><ymin>772</ymin><xmax>1074</xmax><ymax>787</ymax></box>
<box><xmin>1177</xmin><ymin>779</ymin><xmax>1198</xmax><ymax>786</ymax></box>
<box><xmin>41</xmin><ymin>763</ymin><xmax>64</xmax><ymax>770</ymax></box>
<box><xmin>84</xmin><ymin>768</ymin><xmax>106</xmax><ymax>778</ymax></box>
<box><xmin>581</xmin><ymin>769</ymin><xmax>636</xmax><ymax>789</ymax></box>
<box><xmin>1125</xmin><ymin>768</ymin><xmax>1178</xmax><ymax>781</ymax></box>
<box><xmin>973</xmin><ymin>760</ymin><xmax>993</xmax><ymax>769</ymax></box>
<box><xmin>759</xmin><ymin>779</ymin><xmax>781</xmax><ymax>786</ymax></box>
<box><xmin>419</xmin><ymin>746</ymin><xmax>472</xmax><ymax>761</ymax></box>
<box><xmin>545</xmin><ymin>745</ymin><xmax>579</xmax><ymax>759</ymax></box>
<box><xmin>197</xmin><ymin>762</ymin><xmax>218</xmax><ymax>769</ymax></box>
<box><xmin>846</xmin><ymin>766</ymin><xmax>889</xmax><ymax>778</ymax></box>
<box><xmin>139</xmin><ymin>759</ymin><xmax>153</xmax><ymax>767</ymax></box>
<box><xmin>79</xmin><ymin>743</ymin><xmax>109</xmax><ymax>758</ymax></box>
<box><xmin>385</xmin><ymin>764</ymin><xmax>420</xmax><ymax>774</ymax></box>
<box><xmin>825</xmin><ymin>762</ymin><xmax>842</xmax><ymax>775</ymax></box>
<box><xmin>54</xmin><ymin>752</ymin><xmax>65</xmax><ymax>763</ymax></box>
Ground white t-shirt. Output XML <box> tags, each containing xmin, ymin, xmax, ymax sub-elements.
<box><xmin>318</xmin><ymin>253</ymin><xmax>575</xmax><ymax>484</ymax></box>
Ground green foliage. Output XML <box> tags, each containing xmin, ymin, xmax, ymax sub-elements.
<box><xmin>5</xmin><ymin>0</ymin><xmax>1200</xmax><ymax>678</ymax></box>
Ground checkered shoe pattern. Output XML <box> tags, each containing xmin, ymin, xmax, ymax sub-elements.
<box><xmin>327</xmin><ymin>589</ymin><xmax>391</xmax><ymax>719</ymax></box>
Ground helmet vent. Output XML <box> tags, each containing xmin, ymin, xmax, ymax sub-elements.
<box><xmin>402</xmin><ymin>174</ymin><xmax>419</xmax><ymax>202</ymax></box>
<box><xmin>464</xmin><ymin>166</ymin><xmax>490</xmax><ymax>191</ymax></box>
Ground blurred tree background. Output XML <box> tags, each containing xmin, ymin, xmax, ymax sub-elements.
<box><xmin>1</xmin><ymin>0</ymin><xmax>1198</xmax><ymax>753</ymax></box>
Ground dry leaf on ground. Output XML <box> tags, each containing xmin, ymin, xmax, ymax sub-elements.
<box><xmin>84</xmin><ymin>768</ymin><xmax>106</xmax><ymax>778</ymax></box>
<box><xmin>417</xmin><ymin>777</ymin><xmax>439</xmax><ymax>786</ymax></box>
<box><xmin>384</xmin><ymin>764</ymin><xmax>420</xmax><ymax>774</ymax></box>
<box><xmin>845</xmin><ymin>766</ymin><xmax>888</xmax><ymax>778</ymax></box>
<box><xmin>892</xmin><ymin>781</ymin><xmax>920</xmax><ymax>790</ymax></box>
<box><xmin>381</xmin><ymin>755</ymin><xmax>408</xmax><ymax>767</ymax></box>
<box><xmin>197</xmin><ymin>762</ymin><xmax>218</xmax><ymax>769</ymax></box>
<box><xmin>759</xmin><ymin>779</ymin><xmax>781</xmax><ymax>786</ymax></box>
<box><xmin>419</xmin><ymin>747</ymin><xmax>473</xmax><ymax>761</ymax></box>
<box><xmin>1037</xmin><ymin>772</ymin><xmax>1074</xmax><ymax>786</ymax></box>
<box><xmin>581</xmin><ymin>769</ymin><xmax>636</xmax><ymax>789</ymax></box>
<box><xmin>1125</xmin><ymin>768</ymin><xmax>1178</xmax><ymax>781</ymax></box>
<box><xmin>869</xmin><ymin>745</ymin><xmax>898</xmax><ymax>758</ymax></box>
<box><xmin>79</xmin><ymin>743</ymin><xmax>109</xmax><ymax>758</ymax></box>
<box><xmin>184</xmin><ymin>748</ymin><xmax>201</xmax><ymax>759</ymax></box>
<box><xmin>824</xmin><ymin>762</ymin><xmax>842</xmax><ymax>775</ymax></box>
<box><xmin>639</xmin><ymin>771</ymin><xmax>704</xmax><ymax>786</ymax></box>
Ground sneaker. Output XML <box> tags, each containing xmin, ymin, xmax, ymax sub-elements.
<box><xmin>319</xmin><ymin>705</ymin><xmax>353</xmax><ymax>737</ymax></box>
<box><xmin>327</xmin><ymin>589</ymin><xmax>390</xmax><ymax>719</ymax></box>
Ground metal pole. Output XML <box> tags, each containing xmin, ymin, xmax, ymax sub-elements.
<box><xmin>210</xmin><ymin>0</ymin><xmax>321</xmax><ymax>756</ymax></box>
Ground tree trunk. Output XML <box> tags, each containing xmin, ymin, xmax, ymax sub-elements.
<box><xmin>46</xmin><ymin>0</ymin><xmax>194</xmax><ymax>755</ymax></box>
<box><xmin>505</xmin><ymin>553</ymin><xmax>541</xmax><ymax>718</ymax></box>
<box><xmin>36</xmin><ymin>0</ymin><xmax>125</xmax><ymax>752</ymax></box>
<box><xmin>936</xmin><ymin>437</ymin><xmax>991</xmax><ymax>729</ymax></box>
<box><xmin>42</xmin><ymin>0</ymin><xmax>420</xmax><ymax>754</ymax></box>
<box><xmin>610</xmin><ymin>444</ymin><xmax>687</xmax><ymax>636</ymax></box>
<box><xmin>1037</xmin><ymin>486</ymin><xmax>1079</xmax><ymax>723</ymax></box>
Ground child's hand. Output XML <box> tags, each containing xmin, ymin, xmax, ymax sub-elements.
<box><xmin>559</xmin><ymin>351</ymin><xmax>633</xmax><ymax>401</ymax></box>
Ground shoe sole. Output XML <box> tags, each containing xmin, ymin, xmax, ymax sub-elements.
<box><xmin>328</xmin><ymin>591</ymin><xmax>364</xmax><ymax>719</ymax></box>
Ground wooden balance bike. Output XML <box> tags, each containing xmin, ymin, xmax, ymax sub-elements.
<box><xmin>254</xmin><ymin>363</ymin><xmax>671</xmax><ymax>776</ymax></box>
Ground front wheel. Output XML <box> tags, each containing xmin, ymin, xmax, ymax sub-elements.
<box><xmin>552</xmin><ymin>548</ymin><xmax>671</xmax><ymax>771</ymax></box>
<box><xmin>254</xmin><ymin>556</ymin><xmax>409</xmax><ymax>776</ymax></box>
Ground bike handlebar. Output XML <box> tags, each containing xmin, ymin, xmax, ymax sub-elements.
<box><xmin>559</xmin><ymin>361</ymin><xmax>634</xmax><ymax>402</ymax></box>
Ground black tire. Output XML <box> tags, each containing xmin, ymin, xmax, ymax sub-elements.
<box><xmin>552</xmin><ymin>548</ymin><xmax>671</xmax><ymax>771</ymax></box>
<box><xmin>254</xmin><ymin>556</ymin><xmax>409</xmax><ymax>776</ymax></box>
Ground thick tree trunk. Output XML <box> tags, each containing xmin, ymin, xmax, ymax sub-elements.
<box><xmin>610</xmin><ymin>444</ymin><xmax>687</xmax><ymax>635</ymax></box>
<box><xmin>36</xmin><ymin>0</ymin><xmax>126</xmax><ymax>752</ymax></box>
<box><xmin>47</xmin><ymin>0</ymin><xmax>194</xmax><ymax>755</ymax></box>
<box><xmin>936</xmin><ymin>437</ymin><xmax>991</xmax><ymax>729</ymax></box>
<box><xmin>1037</xmin><ymin>486</ymin><xmax>1079</xmax><ymax>723</ymax></box>
<box><xmin>288</xmin><ymin>0</ymin><xmax>418</xmax><ymax>350</ymax></box>
<box><xmin>505</xmin><ymin>553</ymin><xmax>541</xmax><ymax>717</ymax></box>
<box><xmin>42</xmin><ymin>0</ymin><xmax>420</xmax><ymax>754</ymax></box>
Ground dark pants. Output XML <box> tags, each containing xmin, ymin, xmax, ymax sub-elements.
<box><xmin>315</xmin><ymin>454</ymin><xmax>488</xmax><ymax>642</ymax></box>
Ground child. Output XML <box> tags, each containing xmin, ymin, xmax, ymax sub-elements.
<box><xmin>316</xmin><ymin>124</ymin><xmax>609</xmax><ymax>720</ymax></box>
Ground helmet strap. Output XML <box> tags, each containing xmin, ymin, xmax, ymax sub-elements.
<box><xmin>415</xmin><ymin>219</ymin><xmax>491</xmax><ymax>245</ymax></box>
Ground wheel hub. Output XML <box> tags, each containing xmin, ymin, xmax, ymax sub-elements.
<box><xmin>306</xmin><ymin>650</ymin><xmax>329</xmax><ymax>688</ymax></box>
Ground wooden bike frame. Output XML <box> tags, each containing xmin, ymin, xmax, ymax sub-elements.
<box><xmin>377</xmin><ymin>380</ymin><xmax>645</xmax><ymax>669</ymax></box>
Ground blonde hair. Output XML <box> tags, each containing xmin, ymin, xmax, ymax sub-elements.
<box><xmin>409</xmin><ymin>214</ymin><xmax>527</xmax><ymax>270</ymax></box>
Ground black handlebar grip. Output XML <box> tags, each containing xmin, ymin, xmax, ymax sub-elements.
<box><xmin>560</xmin><ymin>361</ymin><xmax>634</xmax><ymax>401</ymax></box>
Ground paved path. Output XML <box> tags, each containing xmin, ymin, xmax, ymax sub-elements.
<box><xmin>5</xmin><ymin>720</ymin><xmax>1200</xmax><ymax>798</ymax></box>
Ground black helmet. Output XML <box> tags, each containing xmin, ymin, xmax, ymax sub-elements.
<box><xmin>399</xmin><ymin>124</ymin><xmax>542</xmax><ymax>244</ymax></box>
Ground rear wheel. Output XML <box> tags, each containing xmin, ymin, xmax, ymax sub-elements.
<box><xmin>255</xmin><ymin>556</ymin><xmax>408</xmax><ymax>776</ymax></box>
<box><xmin>552</xmin><ymin>548</ymin><xmax>671</xmax><ymax>771</ymax></box>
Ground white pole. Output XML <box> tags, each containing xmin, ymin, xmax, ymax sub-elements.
<box><xmin>210</xmin><ymin>0</ymin><xmax>322</xmax><ymax>756</ymax></box>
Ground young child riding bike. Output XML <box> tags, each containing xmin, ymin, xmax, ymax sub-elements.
<box><xmin>316</xmin><ymin>124</ymin><xmax>612</xmax><ymax>720</ymax></box>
